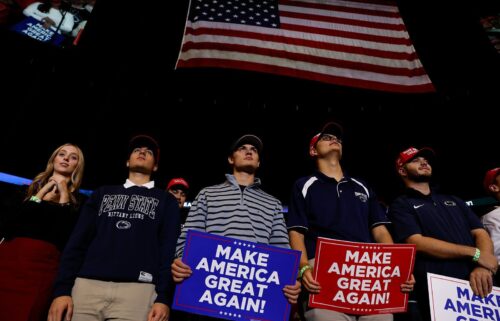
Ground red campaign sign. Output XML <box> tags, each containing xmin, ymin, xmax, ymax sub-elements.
<box><xmin>309</xmin><ymin>238</ymin><xmax>416</xmax><ymax>315</ymax></box>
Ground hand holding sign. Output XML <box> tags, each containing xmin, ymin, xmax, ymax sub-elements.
<box><xmin>470</xmin><ymin>266</ymin><xmax>494</xmax><ymax>298</ymax></box>
<box><xmin>282</xmin><ymin>280</ymin><xmax>301</xmax><ymax>304</ymax></box>
<box><xmin>171</xmin><ymin>258</ymin><xmax>192</xmax><ymax>283</ymax></box>
<box><xmin>173</xmin><ymin>230</ymin><xmax>300</xmax><ymax>321</ymax></box>
<box><xmin>300</xmin><ymin>267</ymin><xmax>321</xmax><ymax>294</ymax></box>
<box><xmin>309</xmin><ymin>238</ymin><xmax>416</xmax><ymax>315</ymax></box>
<box><xmin>400</xmin><ymin>275</ymin><xmax>415</xmax><ymax>293</ymax></box>
<box><xmin>428</xmin><ymin>273</ymin><xmax>500</xmax><ymax>321</ymax></box>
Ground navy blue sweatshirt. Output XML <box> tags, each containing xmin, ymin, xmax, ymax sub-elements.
<box><xmin>53</xmin><ymin>184</ymin><xmax>180</xmax><ymax>304</ymax></box>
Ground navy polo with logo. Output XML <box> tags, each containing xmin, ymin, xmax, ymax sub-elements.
<box><xmin>286</xmin><ymin>170</ymin><xmax>390</xmax><ymax>258</ymax></box>
<box><xmin>388</xmin><ymin>188</ymin><xmax>483</xmax><ymax>317</ymax></box>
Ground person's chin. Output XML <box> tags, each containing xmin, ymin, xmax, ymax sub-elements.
<box><xmin>238</xmin><ymin>164</ymin><xmax>257</xmax><ymax>174</ymax></box>
<box><xmin>414</xmin><ymin>174</ymin><xmax>432</xmax><ymax>183</ymax></box>
<box><xmin>129</xmin><ymin>165</ymin><xmax>153</xmax><ymax>175</ymax></box>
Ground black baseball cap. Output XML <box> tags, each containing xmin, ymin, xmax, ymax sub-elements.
<box><xmin>230</xmin><ymin>134</ymin><xmax>263</xmax><ymax>155</ymax></box>
<box><xmin>128</xmin><ymin>135</ymin><xmax>160</xmax><ymax>164</ymax></box>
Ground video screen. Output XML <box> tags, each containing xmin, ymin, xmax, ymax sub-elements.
<box><xmin>481</xmin><ymin>14</ymin><xmax>500</xmax><ymax>54</ymax></box>
<box><xmin>0</xmin><ymin>0</ymin><xmax>95</xmax><ymax>47</ymax></box>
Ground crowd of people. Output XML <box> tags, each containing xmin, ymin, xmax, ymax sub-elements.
<box><xmin>0</xmin><ymin>124</ymin><xmax>498</xmax><ymax>321</ymax></box>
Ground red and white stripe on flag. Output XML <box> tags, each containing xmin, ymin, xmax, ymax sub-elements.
<box><xmin>176</xmin><ymin>0</ymin><xmax>435</xmax><ymax>93</ymax></box>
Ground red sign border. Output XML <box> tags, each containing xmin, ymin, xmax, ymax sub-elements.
<box><xmin>309</xmin><ymin>238</ymin><xmax>416</xmax><ymax>315</ymax></box>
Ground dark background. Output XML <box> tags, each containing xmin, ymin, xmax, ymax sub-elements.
<box><xmin>0</xmin><ymin>0</ymin><xmax>499</xmax><ymax>206</ymax></box>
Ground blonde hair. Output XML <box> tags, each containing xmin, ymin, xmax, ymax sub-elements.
<box><xmin>26</xmin><ymin>143</ymin><xmax>85</xmax><ymax>205</ymax></box>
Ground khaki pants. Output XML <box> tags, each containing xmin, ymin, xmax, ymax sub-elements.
<box><xmin>71</xmin><ymin>277</ymin><xmax>157</xmax><ymax>321</ymax></box>
<box><xmin>304</xmin><ymin>259</ymin><xmax>393</xmax><ymax>321</ymax></box>
<box><xmin>305</xmin><ymin>308</ymin><xmax>393</xmax><ymax>321</ymax></box>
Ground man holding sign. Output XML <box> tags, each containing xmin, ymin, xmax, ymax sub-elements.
<box><xmin>286</xmin><ymin>121</ymin><xmax>414</xmax><ymax>321</ymax></box>
<box><xmin>172</xmin><ymin>134</ymin><xmax>301</xmax><ymax>320</ymax></box>
<box><xmin>388</xmin><ymin>146</ymin><xmax>498</xmax><ymax>321</ymax></box>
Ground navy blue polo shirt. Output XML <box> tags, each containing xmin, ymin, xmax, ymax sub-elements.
<box><xmin>388</xmin><ymin>188</ymin><xmax>483</xmax><ymax>317</ymax></box>
<box><xmin>286</xmin><ymin>171</ymin><xmax>390</xmax><ymax>258</ymax></box>
<box><xmin>389</xmin><ymin>188</ymin><xmax>482</xmax><ymax>280</ymax></box>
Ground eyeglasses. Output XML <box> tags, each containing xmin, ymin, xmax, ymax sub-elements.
<box><xmin>319</xmin><ymin>134</ymin><xmax>342</xmax><ymax>144</ymax></box>
<box><xmin>132</xmin><ymin>147</ymin><xmax>154</xmax><ymax>156</ymax></box>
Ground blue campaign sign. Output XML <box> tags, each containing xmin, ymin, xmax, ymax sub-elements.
<box><xmin>11</xmin><ymin>16</ymin><xmax>65</xmax><ymax>46</ymax></box>
<box><xmin>173</xmin><ymin>230</ymin><xmax>301</xmax><ymax>321</ymax></box>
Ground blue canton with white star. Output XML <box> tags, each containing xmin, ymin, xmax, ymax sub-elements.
<box><xmin>189</xmin><ymin>0</ymin><xmax>280</xmax><ymax>28</ymax></box>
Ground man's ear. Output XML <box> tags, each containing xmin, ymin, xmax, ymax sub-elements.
<box><xmin>228</xmin><ymin>155</ymin><xmax>234</xmax><ymax>165</ymax></box>
<box><xmin>398</xmin><ymin>166</ymin><xmax>406</xmax><ymax>177</ymax></box>
<box><xmin>489</xmin><ymin>184</ymin><xmax>500</xmax><ymax>194</ymax></box>
<box><xmin>309</xmin><ymin>146</ymin><xmax>317</xmax><ymax>157</ymax></box>
<box><xmin>126</xmin><ymin>161</ymin><xmax>129</xmax><ymax>168</ymax></box>
<box><xmin>153</xmin><ymin>164</ymin><xmax>158</xmax><ymax>172</ymax></box>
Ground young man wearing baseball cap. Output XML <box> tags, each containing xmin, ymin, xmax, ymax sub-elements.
<box><xmin>480</xmin><ymin>167</ymin><xmax>500</xmax><ymax>284</ymax></box>
<box><xmin>48</xmin><ymin>135</ymin><xmax>180</xmax><ymax>321</ymax></box>
<box><xmin>166</xmin><ymin>177</ymin><xmax>190</xmax><ymax>230</ymax></box>
<box><xmin>286</xmin><ymin>122</ymin><xmax>414</xmax><ymax>321</ymax></box>
<box><xmin>388</xmin><ymin>147</ymin><xmax>497</xmax><ymax>321</ymax></box>
<box><xmin>166</xmin><ymin>177</ymin><xmax>189</xmax><ymax>209</ymax></box>
<box><xmin>171</xmin><ymin>134</ymin><xmax>301</xmax><ymax>319</ymax></box>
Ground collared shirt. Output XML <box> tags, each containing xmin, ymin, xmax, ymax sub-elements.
<box><xmin>389</xmin><ymin>188</ymin><xmax>482</xmax><ymax>247</ymax></box>
<box><xmin>123</xmin><ymin>179</ymin><xmax>155</xmax><ymax>189</ymax></box>
<box><xmin>53</xmin><ymin>182</ymin><xmax>179</xmax><ymax>305</ymax></box>
<box><xmin>286</xmin><ymin>170</ymin><xmax>389</xmax><ymax>257</ymax></box>
<box><xmin>176</xmin><ymin>174</ymin><xmax>289</xmax><ymax>257</ymax></box>
<box><xmin>388</xmin><ymin>188</ymin><xmax>483</xmax><ymax>313</ymax></box>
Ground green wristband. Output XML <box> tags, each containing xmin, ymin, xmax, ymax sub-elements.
<box><xmin>472</xmin><ymin>248</ymin><xmax>481</xmax><ymax>262</ymax></box>
<box><xmin>299</xmin><ymin>265</ymin><xmax>312</xmax><ymax>278</ymax></box>
<box><xmin>29</xmin><ymin>196</ymin><xmax>41</xmax><ymax>203</ymax></box>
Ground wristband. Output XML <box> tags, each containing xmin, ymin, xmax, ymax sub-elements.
<box><xmin>299</xmin><ymin>265</ymin><xmax>312</xmax><ymax>278</ymax></box>
<box><xmin>29</xmin><ymin>196</ymin><xmax>41</xmax><ymax>203</ymax></box>
<box><xmin>472</xmin><ymin>248</ymin><xmax>481</xmax><ymax>262</ymax></box>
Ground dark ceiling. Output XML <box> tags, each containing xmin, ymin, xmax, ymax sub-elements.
<box><xmin>0</xmin><ymin>0</ymin><xmax>499</xmax><ymax>206</ymax></box>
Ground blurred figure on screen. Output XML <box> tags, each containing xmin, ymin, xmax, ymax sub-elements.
<box><xmin>62</xmin><ymin>0</ymin><xmax>93</xmax><ymax>37</ymax></box>
<box><xmin>23</xmin><ymin>0</ymin><xmax>74</xmax><ymax>33</ymax></box>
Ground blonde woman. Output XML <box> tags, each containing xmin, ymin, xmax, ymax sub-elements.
<box><xmin>0</xmin><ymin>143</ymin><xmax>85</xmax><ymax>321</ymax></box>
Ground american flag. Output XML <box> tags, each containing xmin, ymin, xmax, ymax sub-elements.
<box><xmin>176</xmin><ymin>0</ymin><xmax>435</xmax><ymax>93</ymax></box>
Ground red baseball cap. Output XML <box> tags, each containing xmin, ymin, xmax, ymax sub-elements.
<box><xmin>309</xmin><ymin>121</ymin><xmax>343</xmax><ymax>151</ymax></box>
<box><xmin>396</xmin><ymin>147</ymin><xmax>435</xmax><ymax>169</ymax></box>
<box><xmin>484</xmin><ymin>168</ymin><xmax>500</xmax><ymax>193</ymax></box>
<box><xmin>167</xmin><ymin>178</ymin><xmax>189</xmax><ymax>191</ymax></box>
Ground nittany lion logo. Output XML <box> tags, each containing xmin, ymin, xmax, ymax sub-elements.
<box><xmin>355</xmin><ymin>192</ymin><xmax>368</xmax><ymax>203</ymax></box>
<box><xmin>116</xmin><ymin>220</ymin><xmax>131</xmax><ymax>229</ymax></box>
<box><xmin>444</xmin><ymin>200</ymin><xmax>457</xmax><ymax>206</ymax></box>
